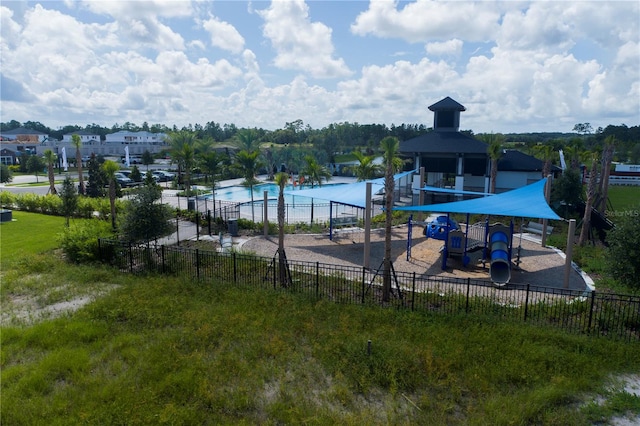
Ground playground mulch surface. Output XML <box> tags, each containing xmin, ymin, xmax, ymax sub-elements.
<box><xmin>240</xmin><ymin>226</ymin><xmax>589</xmax><ymax>292</ymax></box>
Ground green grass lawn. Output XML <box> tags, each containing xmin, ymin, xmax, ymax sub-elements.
<box><xmin>1</xmin><ymin>212</ymin><xmax>639</xmax><ymax>424</ymax></box>
<box><xmin>607</xmin><ymin>185</ymin><xmax>640</xmax><ymax>212</ymax></box>
<box><xmin>0</xmin><ymin>211</ymin><xmax>66</xmax><ymax>264</ymax></box>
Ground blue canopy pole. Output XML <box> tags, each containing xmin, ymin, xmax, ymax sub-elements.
<box><xmin>463</xmin><ymin>212</ymin><xmax>470</xmax><ymax>266</ymax></box>
<box><xmin>509</xmin><ymin>220</ymin><xmax>514</xmax><ymax>262</ymax></box>
<box><xmin>329</xmin><ymin>201</ymin><xmax>333</xmax><ymax>241</ymax></box>
<box><xmin>406</xmin><ymin>214</ymin><xmax>413</xmax><ymax>261</ymax></box>
<box><xmin>442</xmin><ymin>212</ymin><xmax>450</xmax><ymax>270</ymax></box>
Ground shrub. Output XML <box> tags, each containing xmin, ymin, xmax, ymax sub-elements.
<box><xmin>76</xmin><ymin>196</ymin><xmax>97</xmax><ymax>219</ymax></box>
<box><xmin>58</xmin><ymin>220</ymin><xmax>115</xmax><ymax>263</ymax></box>
<box><xmin>606</xmin><ymin>206</ymin><xmax>640</xmax><ymax>290</ymax></box>
<box><xmin>41</xmin><ymin>194</ymin><xmax>62</xmax><ymax>215</ymax></box>
<box><xmin>15</xmin><ymin>193</ymin><xmax>40</xmax><ymax>212</ymax></box>
<box><xmin>0</xmin><ymin>191</ymin><xmax>16</xmax><ymax>208</ymax></box>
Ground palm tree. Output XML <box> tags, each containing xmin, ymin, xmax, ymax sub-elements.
<box><xmin>578</xmin><ymin>153</ymin><xmax>598</xmax><ymax>246</ymax></box>
<box><xmin>198</xmin><ymin>149</ymin><xmax>224</xmax><ymax>217</ymax></box>
<box><xmin>235</xmin><ymin>128</ymin><xmax>260</xmax><ymax>151</ymax></box>
<box><xmin>71</xmin><ymin>134</ymin><xmax>85</xmax><ymax>194</ymax></box>
<box><xmin>534</xmin><ymin>143</ymin><xmax>555</xmax><ymax>178</ymax></box>
<box><xmin>483</xmin><ymin>133</ymin><xmax>504</xmax><ymax>193</ymax></box>
<box><xmin>43</xmin><ymin>149</ymin><xmax>58</xmax><ymax>195</ymax></box>
<box><xmin>167</xmin><ymin>130</ymin><xmax>197</xmax><ymax>195</ymax></box>
<box><xmin>300</xmin><ymin>155</ymin><xmax>331</xmax><ymax>188</ymax></box>
<box><xmin>598</xmin><ymin>136</ymin><xmax>615</xmax><ymax>212</ymax></box>
<box><xmin>380</xmin><ymin>136</ymin><xmax>400</xmax><ymax>302</ymax></box>
<box><xmin>102</xmin><ymin>160</ymin><xmax>120</xmax><ymax>231</ymax></box>
<box><xmin>275</xmin><ymin>172</ymin><xmax>289</xmax><ymax>287</ymax></box>
<box><xmin>234</xmin><ymin>149</ymin><xmax>264</xmax><ymax>222</ymax></box>
<box><xmin>350</xmin><ymin>151</ymin><xmax>383</xmax><ymax>181</ymax></box>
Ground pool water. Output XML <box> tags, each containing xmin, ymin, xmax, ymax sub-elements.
<box><xmin>209</xmin><ymin>183</ymin><xmax>342</xmax><ymax>204</ymax></box>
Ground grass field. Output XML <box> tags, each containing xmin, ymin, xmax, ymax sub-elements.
<box><xmin>606</xmin><ymin>185</ymin><xmax>640</xmax><ymax>212</ymax></box>
<box><xmin>1</xmin><ymin>212</ymin><xmax>640</xmax><ymax>424</ymax></box>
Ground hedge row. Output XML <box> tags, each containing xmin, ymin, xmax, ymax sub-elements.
<box><xmin>0</xmin><ymin>191</ymin><xmax>125</xmax><ymax>219</ymax></box>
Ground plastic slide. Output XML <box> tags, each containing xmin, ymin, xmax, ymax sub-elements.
<box><xmin>489</xmin><ymin>230</ymin><xmax>511</xmax><ymax>285</ymax></box>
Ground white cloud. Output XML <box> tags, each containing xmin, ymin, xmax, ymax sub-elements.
<box><xmin>202</xmin><ymin>16</ymin><xmax>245</xmax><ymax>54</ymax></box>
<box><xmin>80</xmin><ymin>0</ymin><xmax>189</xmax><ymax>51</ymax></box>
<box><xmin>425</xmin><ymin>39</ymin><xmax>463</xmax><ymax>57</ymax></box>
<box><xmin>351</xmin><ymin>0</ymin><xmax>501</xmax><ymax>43</ymax></box>
<box><xmin>258</xmin><ymin>0</ymin><xmax>352</xmax><ymax>79</ymax></box>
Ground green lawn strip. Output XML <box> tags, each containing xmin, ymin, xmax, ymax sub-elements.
<box><xmin>2</xmin><ymin>269</ymin><xmax>639</xmax><ymax>424</ymax></box>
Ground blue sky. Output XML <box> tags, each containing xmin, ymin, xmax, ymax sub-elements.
<box><xmin>1</xmin><ymin>1</ymin><xmax>638</xmax><ymax>134</ymax></box>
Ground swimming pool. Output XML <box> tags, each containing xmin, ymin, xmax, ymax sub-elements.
<box><xmin>209</xmin><ymin>183</ymin><xmax>343</xmax><ymax>204</ymax></box>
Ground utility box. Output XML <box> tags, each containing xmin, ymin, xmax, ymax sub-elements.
<box><xmin>228</xmin><ymin>218</ymin><xmax>239</xmax><ymax>237</ymax></box>
<box><xmin>187</xmin><ymin>199</ymin><xmax>195</xmax><ymax>211</ymax></box>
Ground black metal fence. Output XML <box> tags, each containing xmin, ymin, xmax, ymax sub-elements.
<box><xmin>98</xmin><ymin>238</ymin><xmax>640</xmax><ymax>341</ymax></box>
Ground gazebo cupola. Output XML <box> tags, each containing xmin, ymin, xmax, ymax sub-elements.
<box><xmin>430</xmin><ymin>96</ymin><xmax>466</xmax><ymax>132</ymax></box>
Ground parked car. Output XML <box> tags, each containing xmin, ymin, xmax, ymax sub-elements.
<box><xmin>152</xmin><ymin>170</ymin><xmax>175</xmax><ymax>182</ymax></box>
<box><xmin>114</xmin><ymin>172</ymin><xmax>133</xmax><ymax>187</ymax></box>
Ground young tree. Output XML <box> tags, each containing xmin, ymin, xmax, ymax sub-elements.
<box><xmin>0</xmin><ymin>164</ymin><xmax>12</xmax><ymax>184</ymax></box>
<box><xmin>234</xmin><ymin>149</ymin><xmax>264</xmax><ymax>222</ymax></box>
<box><xmin>71</xmin><ymin>134</ymin><xmax>85</xmax><ymax>194</ymax></box>
<box><xmin>141</xmin><ymin>150</ymin><xmax>154</xmax><ymax>171</ymax></box>
<box><xmin>59</xmin><ymin>174</ymin><xmax>78</xmax><ymax>227</ymax></box>
<box><xmin>119</xmin><ymin>184</ymin><xmax>174</xmax><ymax>244</ymax></box>
<box><xmin>380</xmin><ymin>136</ymin><xmax>400</xmax><ymax>302</ymax></box>
<box><xmin>26</xmin><ymin>154</ymin><xmax>44</xmax><ymax>183</ymax></box>
<box><xmin>534</xmin><ymin>143</ymin><xmax>556</xmax><ymax>178</ymax></box>
<box><xmin>102</xmin><ymin>160</ymin><xmax>120</xmax><ymax>231</ymax></box>
<box><xmin>42</xmin><ymin>149</ymin><xmax>58</xmax><ymax>195</ymax></box>
<box><xmin>300</xmin><ymin>155</ymin><xmax>331</xmax><ymax>188</ymax></box>
<box><xmin>130</xmin><ymin>165</ymin><xmax>142</xmax><ymax>183</ymax></box>
<box><xmin>86</xmin><ymin>154</ymin><xmax>106</xmax><ymax>198</ymax></box>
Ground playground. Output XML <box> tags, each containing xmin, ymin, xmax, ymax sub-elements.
<box><xmin>240</xmin><ymin>224</ymin><xmax>590</xmax><ymax>292</ymax></box>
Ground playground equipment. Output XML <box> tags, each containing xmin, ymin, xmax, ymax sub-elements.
<box><xmin>423</xmin><ymin>215</ymin><xmax>459</xmax><ymax>240</ymax></box>
<box><xmin>488</xmin><ymin>224</ymin><xmax>512</xmax><ymax>285</ymax></box>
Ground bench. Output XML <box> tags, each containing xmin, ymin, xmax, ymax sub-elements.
<box><xmin>333</xmin><ymin>216</ymin><xmax>358</xmax><ymax>227</ymax></box>
<box><xmin>522</xmin><ymin>221</ymin><xmax>554</xmax><ymax>236</ymax></box>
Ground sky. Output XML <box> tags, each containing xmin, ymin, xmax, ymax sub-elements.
<box><xmin>1</xmin><ymin>0</ymin><xmax>639</xmax><ymax>134</ymax></box>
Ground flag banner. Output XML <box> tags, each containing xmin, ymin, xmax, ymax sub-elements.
<box><xmin>125</xmin><ymin>145</ymin><xmax>130</xmax><ymax>167</ymax></box>
<box><xmin>559</xmin><ymin>149</ymin><xmax>567</xmax><ymax>171</ymax></box>
<box><xmin>61</xmin><ymin>147</ymin><xmax>68</xmax><ymax>171</ymax></box>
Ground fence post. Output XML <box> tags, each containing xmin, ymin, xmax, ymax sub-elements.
<box><xmin>587</xmin><ymin>290</ymin><xmax>596</xmax><ymax>334</ymax></box>
<box><xmin>316</xmin><ymin>262</ymin><xmax>319</xmax><ymax>298</ymax></box>
<box><xmin>207</xmin><ymin>210</ymin><xmax>212</xmax><ymax>236</ymax></box>
<box><xmin>161</xmin><ymin>245</ymin><xmax>165</xmax><ymax>274</ymax></box>
<box><xmin>129</xmin><ymin>242</ymin><xmax>134</xmax><ymax>273</ymax></box>
<box><xmin>196</xmin><ymin>248</ymin><xmax>200</xmax><ymax>280</ymax></box>
<box><xmin>411</xmin><ymin>272</ymin><xmax>416</xmax><ymax>311</ymax></box>
<box><xmin>273</xmin><ymin>257</ymin><xmax>277</xmax><ymax>290</ymax></box>
<box><xmin>361</xmin><ymin>267</ymin><xmax>366</xmax><ymax>304</ymax></box>
<box><xmin>465</xmin><ymin>278</ymin><xmax>471</xmax><ymax>313</ymax></box>
<box><xmin>524</xmin><ymin>283</ymin><xmax>530</xmax><ymax>321</ymax></box>
<box><xmin>233</xmin><ymin>252</ymin><xmax>237</xmax><ymax>284</ymax></box>
<box><xmin>196</xmin><ymin>213</ymin><xmax>200</xmax><ymax>241</ymax></box>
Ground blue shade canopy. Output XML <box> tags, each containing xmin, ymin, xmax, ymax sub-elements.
<box><xmin>285</xmin><ymin>170</ymin><xmax>415</xmax><ymax>208</ymax></box>
<box><xmin>396</xmin><ymin>179</ymin><xmax>561</xmax><ymax>220</ymax></box>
